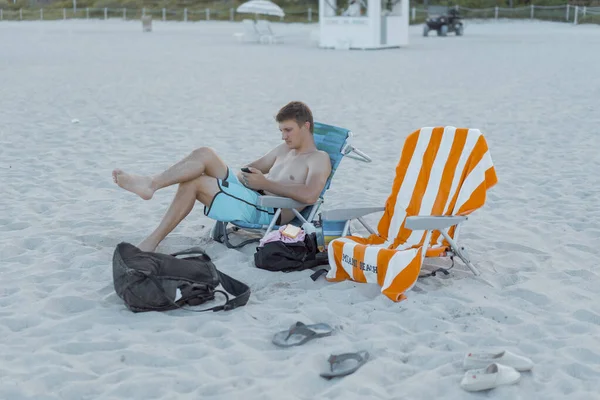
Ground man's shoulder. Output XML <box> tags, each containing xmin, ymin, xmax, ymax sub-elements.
<box><xmin>309</xmin><ymin>150</ymin><xmax>332</xmax><ymax>169</ymax></box>
<box><xmin>273</xmin><ymin>143</ymin><xmax>290</xmax><ymax>153</ymax></box>
<box><xmin>312</xmin><ymin>150</ymin><xmax>331</xmax><ymax>160</ymax></box>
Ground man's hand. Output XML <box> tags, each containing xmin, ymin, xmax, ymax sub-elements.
<box><xmin>241</xmin><ymin>167</ymin><xmax>268</xmax><ymax>190</ymax></box>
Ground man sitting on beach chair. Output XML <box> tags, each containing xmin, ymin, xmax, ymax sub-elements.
<box><xmin>112</xmin><ymin>101</ymin><xmax>332</xmax><ymax>252</ymax></box>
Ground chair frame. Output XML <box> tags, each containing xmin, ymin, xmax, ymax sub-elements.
<box><xmin>210</xmin><ymin>126</ymin><xmax>371</xmax><ymax>249</ymax></box>
<box><xmin>320</xmin><ymin>207</ymin><xmax>480</xmax><ymax>276</ymax></box>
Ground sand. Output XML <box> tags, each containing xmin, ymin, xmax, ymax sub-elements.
<box><xmin>1</xmin><ymin>18</ymin><xmax>600</xmax><ymax>399</ymax></box>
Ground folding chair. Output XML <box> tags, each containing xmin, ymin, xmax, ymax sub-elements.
<box><xmin>233</xmin><ymin>19</ymin><xmax>261</xmax><ymax>43</ymax></box>
<box><xmin>256</xmin><ymin>20</ymin><xmax>284</xmax><ymax>44</ymax></box>
<box><xmin>210</xmin><ymin>121</ymin><xmax>371</xmax><ymax>249</ymax></box>
<box><xmin>322</xmin><ymin>126</ymin><xmax>498</xmax><ymax>302</ymax></box>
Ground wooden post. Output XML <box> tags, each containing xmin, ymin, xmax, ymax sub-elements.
<box><xmin>530</xmin><ymin>4</ymin><xmax>534</xmax><ymax>19</ymax></box>
<box><xmin>566</xmin><ymin>4</ymin><xmax>569</xmax><ymax>21</ymax></box>
<box><xmin>495</xmin><ymin>6</ymin><xmax>498</xmax><ymax>19</ymax></box>
<box><xmin>142</xmin><ymin>15</ymin><xmax>152</xmax><ymax>31</ymax></box>
<box><xmin>230</xmin><ymin>7</ymin><xmax>234</xmax><ymax>21</ymax></box>
<box><xmin>104</xmin><ymin>7</ymin><xmax>107</xmax><ymax>19</ymax></box>
<box><xmin>63</xmin><ymin>8</ymin><xmax>66</xmax><ymax>19</ymax></box>
<box><xmin>308</xmin><ymin>7</ymin><xmax>312</xmax><ymax>22</ymax></box>
<box><xmin>184</xmin><ymin>8</ymin><xmax>187</xmax><ymax>22</ymax></box>
<box><xmin>162</xmin><ymin>8</ymin><xmax>166</xmax><ymax>21</ymax></box>
<box><xmin>40</xmin><ymin>8</ymin><xmax>43</xmax><ymax>20</ymax></box>
<box><xmin>206</xmin><ymin>8</ymin><xmax>210</xmax><ymax>20</ymax></box>
<box><xmin>86</xmin><ymin>7</ymin><xmax>89</xmax><ymax>19</ymax></box>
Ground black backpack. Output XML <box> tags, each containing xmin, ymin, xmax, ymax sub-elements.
<box><xmin>112</xmin><ymin>242</ymin><xmax>250</xmax><ymax>313</ymax></box>
<box><xmin>253</xmin><ymin>233</ymin><xmax>329</xmax><ymax>273</ymax></box>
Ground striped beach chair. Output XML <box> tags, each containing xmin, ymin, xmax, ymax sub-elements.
<box><xmin>210</xmin><ymin>121</ymin><xmax>371</xmax><ymax>249</ymax></box>
<box><xmin>322</xmin><ymin>126</ymin><xmax>498</xmax><ymax>302</ymax></box>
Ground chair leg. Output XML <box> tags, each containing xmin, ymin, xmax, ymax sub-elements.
<box><xmin>223</xmin><ymin>228</ymin><xmax>261</xmax><ymax>249</ymax></box>
<box><xmin>210</xmin><ymin>221</ymin><xmax>227</xmax><ymax>243</ymax></box>
<box><xmin>439</xmin><ymin>230</ymin><xmax>480</xmax><ymax>276</ymax></box>
<box><xmin>210</xmin><ymin>221</ymin><xmax>261</xmax><ymax>249</ymax></box>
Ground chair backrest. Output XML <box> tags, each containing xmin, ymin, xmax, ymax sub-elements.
<box><xmin>242</xmin><ymin>19</ymin><xmax>258</xmax><ymax>35</ymax></box>
<box><xmin>312</xmin><ymin>121</ymin><xmax>351</xmax><ymax>198</ymax></box>
<box><xmin>371</xmin><ymin>126</ymin><xmax>497</xmax><ymax>250</ymax></box>
<box><xmin>255</xmin><ymin>20</ymin><xmax>273</xmax><ymax>36</ymax></box>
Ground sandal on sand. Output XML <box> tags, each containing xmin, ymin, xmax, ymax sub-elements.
<box><xmin>272</xmin><ymin>322</ymin><xmax>334</xmax><ymax>347</ymax></box>
<box><xmin>461</xmin><ymin>363</ymin><xmax>521</xmax><ymax>392</ymax></box>
<box><xmin>463</xmin><ymin>350</ymin><xmax>533</xmax><ymax>371</ymax></box>
<box><xmin>320</xmin><ymin>351</ymin><xmax>370</xmax><ymax>380</ymax></box>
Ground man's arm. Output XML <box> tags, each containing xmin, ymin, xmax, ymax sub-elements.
<box><xmin>236</xmin><ymin>144</ymin><xmax>285</xmax><ymax>182</ymax></box>
<box><xmin>262</xmin><ymin>152</ymin><xmax>331</xmax><ymax>204</ymax></box>
<box><xmin>244</xmin><ymin>144</ymin><xmax>286</xmax><ymax>174</ymax></box>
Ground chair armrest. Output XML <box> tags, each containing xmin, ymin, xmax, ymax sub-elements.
<box><xmin>256</xmin><ymin>195</ymin><xmax>310</xmax><ymax>209</ymax></box>
<box><xmin>321</xmin><ymin>207</ymin><xmax>385</xmax><ymax>221</ymax></box>
<box><xmin>405</xmin><ymin>216</ymin><xmax>467</xmax><ymax>231</ymax></box>
<box><xmin>345</xmin><ymin>145</ymin><xmax>372</xmax><ymax>163</ymax></box>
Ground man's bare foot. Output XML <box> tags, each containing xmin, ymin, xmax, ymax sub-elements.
<box><xmin>138</xmin><ymin>237</ymin><xmax>159</xmax><ymax>252</ymax></box>
<box><xmin>112</xmin><ymin>169</ymin><xmax>155</xmax><ymax>200</ymax></box>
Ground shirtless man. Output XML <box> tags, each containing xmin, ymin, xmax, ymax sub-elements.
<box><xmin>112</xmin><ymin>101</ymin><xmax>332</xmax><ymax>252</ymax></box>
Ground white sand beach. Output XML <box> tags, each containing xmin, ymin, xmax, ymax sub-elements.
<box><xmin>1</xmin><ymin>18</ymin><xmax>600</xmax><ymax>399</ymax></box>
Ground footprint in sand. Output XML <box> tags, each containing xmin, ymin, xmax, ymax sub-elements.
<box><xmin>480</xmin><ymin>306</ymin><xmax>523</xmax><ymax>325</ymax></box>
<box><xmin>565</xmin><ymin>243</ymin><xmax>597</xmax><ymax>254</ymax></box>
<box><xmin>504</xmin><ymin>288</ymin><xmax>551</xmax><ymax>307</ymax></box>
<box><xmin>43</xmin><ymin>296</ymin><xmax>96</xmax><ymax>315</ymax></box>
<box><xmin>52</xmin><ymin>341</ymin><xmax>128</xmax><ymax>355</ymax></box>
<box><xmin>564</xmin><ymin>269</ymin><xmax>599</xmax><ymax>281</ymax></box>
<box><xmin>2</xmin><ymin>315</ymin><xmax>42</xmax><ymax>333</ymax></box>
<box><xmin>492</xmin><ymin>240</ymin><xmax>549</xmax><ymax>256</ymax></box>
<box><xmin>573</xmin><ymin>309</ymin><xmax>600</xmax><ymax>326</ymax></box>
<box><xmin>567</xmin><ymin>348</ymin><xmax>600</xmax><ymax>365</ymax></box>
<box><xmin>3</xmin><ymin>222</ymin><xmax>29</xmax><ymax>231</ymax></box>
<box><xmin>562</xmin><ymin>362</ymin><xmax>600</xmax><ymax>381</ymax></box>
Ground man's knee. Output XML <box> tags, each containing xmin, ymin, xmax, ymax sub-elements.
<box><xmin>190</xmin><ymin>146</ymin><xmax>227</xmax><ymax>180</ymax></box>
<box><xmin>191</xmin><ymin>146</ymin><xmax>217</xmax><ymax>161</ymax></box>
<box><xmin>181</xmin><ymin>175</ymin><xmax>218</xmax><ymax>205</ymax></box>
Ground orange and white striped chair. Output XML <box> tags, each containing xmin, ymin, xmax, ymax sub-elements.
<box><xmin>323</xmin><ymin>126</ymin><xmax>498</xmax><ymax>302</ymax></box>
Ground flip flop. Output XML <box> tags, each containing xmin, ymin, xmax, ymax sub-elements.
<box><xmin>461</xmin><ymin>363</ymin><xmax>521</xmax><ymax>392</ymax></box>
<box><xmin>320</xmin><ymin>350</ymin><xmax>370</xmax><ymax>380</ymax></box>
<box><xmin>272</xmin><ymin>322</ymin><xmax>334</xmax><ymax>347</ymax></box>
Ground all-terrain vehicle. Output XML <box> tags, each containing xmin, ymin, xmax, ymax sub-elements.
<box><xmin>423</xmin><ymin>6</ymin><xmax>464</xmax><ymax>37</ymax></box>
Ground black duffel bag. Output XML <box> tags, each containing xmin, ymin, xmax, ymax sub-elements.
<box><xmin>112</xmin><ymin>242</ymin><xmax>250</xmax><ymax>313</ymax></box>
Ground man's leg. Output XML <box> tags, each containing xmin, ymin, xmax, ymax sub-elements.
<box><xmin>112</xmin><ymin>147</ymin><xmax>228</xmax><ymax>200</ymax></box>
<box><xmin>137</xmin><ymin>175</ymin><xmax>219</xmax><ymax>252</ymax></box>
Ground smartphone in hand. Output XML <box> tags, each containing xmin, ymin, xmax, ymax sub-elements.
<box><xmin>241</xmin><ymin>167</ymin><xmax>252</xmax><ymax>173</ymax></box>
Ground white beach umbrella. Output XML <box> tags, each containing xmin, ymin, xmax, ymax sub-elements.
<box><xmin>236</xmin><ymin>0</ymin><xmax>285</xmax><ymax>17</ymax></box>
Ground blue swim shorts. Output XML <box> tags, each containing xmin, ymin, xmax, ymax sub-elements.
<box><xmin>204</xmin><ymin>168</ymin><xmax>277</xmax><ymax>226</ymax></box>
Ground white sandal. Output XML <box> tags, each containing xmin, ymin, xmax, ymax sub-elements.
<box><xmin>463</xmin><ymin>350</ymin><xmax>534</xmax><ymax>371</ymax></box>
<box><xmin>461</xmin><ymin>363</ymin><xmax>521</xmax><ymax>392</ymax></box>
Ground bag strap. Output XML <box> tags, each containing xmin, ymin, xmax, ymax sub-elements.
<box><xmin>213</xmin><ymin>270</ymin><xmax>251</xmax><ymax>311</ymax></box>
<box><xmin>167</xmin><ymin>247</ymin><xmax>251</xmax><ymax>312</ymax></box>
<box><xmin>146</xmin><ymin>274</ymin><xmax>234</xmax><ymax>313</ymax></box>
<box><xmin>170</xmin><ymin>247</ymin><xmax>212</xmax><ymax>261</ymax></box>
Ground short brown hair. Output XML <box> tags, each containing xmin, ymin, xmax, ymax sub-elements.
<box><xmin>275</xmin><ymin>101</ymin><xmax>314</xmax><ymax>134</ymax></box>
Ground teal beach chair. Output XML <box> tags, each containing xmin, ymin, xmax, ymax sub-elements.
<box><xmin>210</xmin><ymin>121</ymin><xmax>371</xmax><ymax>249</ymax></box>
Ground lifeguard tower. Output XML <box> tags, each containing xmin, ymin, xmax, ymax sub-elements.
<box><xmin>318</xmin><ymin>0</ymin><xmax>409</xmax><ymax>49</ymax></box>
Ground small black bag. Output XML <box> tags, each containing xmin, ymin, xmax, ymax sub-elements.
<box><xmin>112</xmin><ymin>242</ymin><xmax>250</xmax><ymax>313</ymax></box>
<box><xmin>254</xmin><ymin>232</ymin><xmax>328</xmax><ymax>272</ymax></box>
